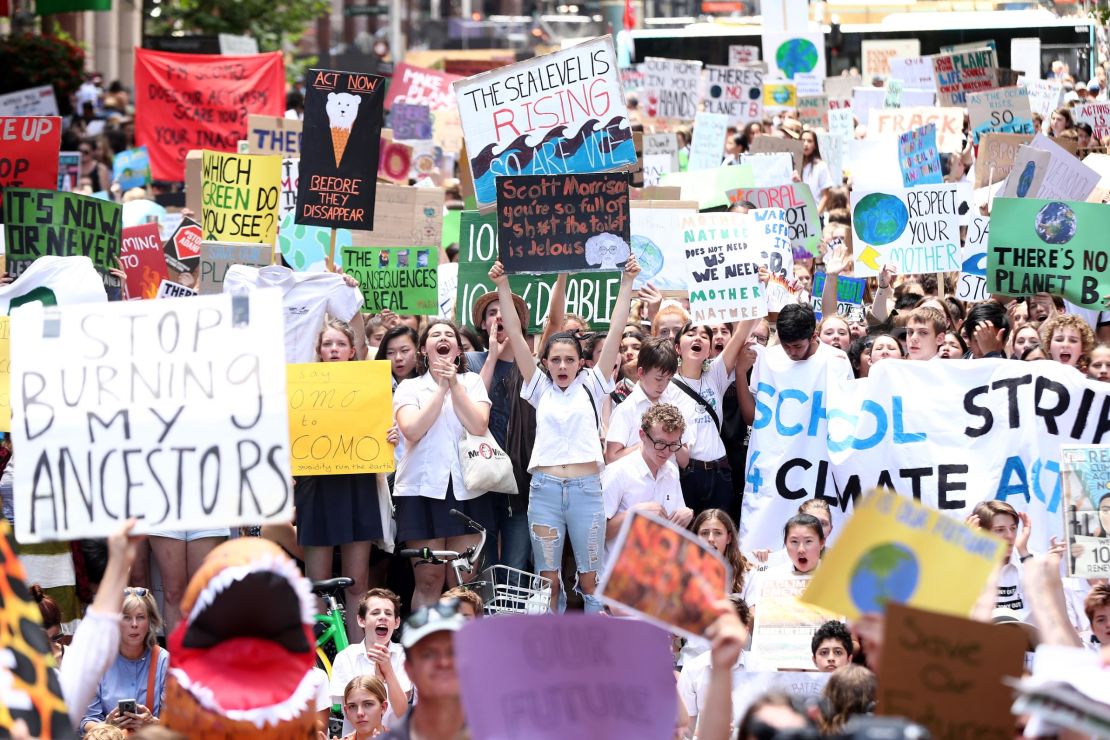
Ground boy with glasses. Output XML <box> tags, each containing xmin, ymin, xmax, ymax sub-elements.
<box><xmin>603</xmin><ymin>404</ymin><xmax>693</xmax><ymax>550</ymax></box>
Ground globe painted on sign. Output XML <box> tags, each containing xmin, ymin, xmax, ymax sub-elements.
<box><xmin>771</xmin><ymin>86</ymin><xmax>793</xmax><ymax>105</ymax></box>
<box><xmin>849</xmin><ymin>543</ymin><xmax>920</xmax><ymax>613</ymax></box>
<box><xmin>775</xmin><ymin>38</ymin><xmax>819</xmax><ymax>79</ymax></box>
<box><xmin>1034</xmin><ymin>202</ymin><xmax>1077</xmax><ymax>245</ymax></box>
<box><xmin>631</xmin><ymin>234</ymin><xmax>664</xmax><ymax>283</ymax></box>
<box><xmin>1016</xmin><ymin>160</ymin><xmax>1037</xmax><ymax>198</ymax></box>
<box><xmin>853</xmin><ymin>193</ymin><xmax>909</xmax><ymax>246</ymax></box>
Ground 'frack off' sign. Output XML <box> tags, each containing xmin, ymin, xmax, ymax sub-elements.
<box><xmin>11</xmin><ymin>291</ymin><xmax>293</xmax><ymax>542</ymax></box>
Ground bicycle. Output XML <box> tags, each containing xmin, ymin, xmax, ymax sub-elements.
<box><xmin>312</xmin><ymin>576</ymin><xmax>353</xmax><ymax>678</ymax></box>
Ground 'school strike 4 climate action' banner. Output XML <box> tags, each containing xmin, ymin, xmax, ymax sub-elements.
<box><xmin>134</xmin><ymin>49</ymin><xmax>285</xmax><ymax>182</ymax></box>
<box><xmin>454</xmin><ymin>36</ymin><xmax>635</xmax><ymax>211</ymax></box>
<box><xmin>739</xmin><ymin>351</ymin><xmax>1110</xmax><ymax>555</ymax></box>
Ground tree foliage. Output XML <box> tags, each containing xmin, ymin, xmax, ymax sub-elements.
<box><xmin>149</xmin><ymin>0</ymin><xmax>331</xmax><ymax>52</ymax></box>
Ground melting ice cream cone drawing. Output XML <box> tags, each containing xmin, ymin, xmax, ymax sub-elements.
<box><xmin>326</xmin><ymin>92</ymin><xmax>361</xmax><ymax>167</ymax></box>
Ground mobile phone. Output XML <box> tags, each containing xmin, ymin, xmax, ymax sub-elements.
<box><xmin>828</xmin><ymin>236</ymin><xmax>845</xmax><ymax>251</ymax></box>
<box><xmin>117</xmin><ymin>699</ymin><xmax>137</xmax><ymax>716</ymax></box>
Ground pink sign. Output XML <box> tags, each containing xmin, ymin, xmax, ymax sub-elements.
<box><xmin>386</xmin><ymin>63</ymin><xmax>461</xmax><ymax>111</ymax></box>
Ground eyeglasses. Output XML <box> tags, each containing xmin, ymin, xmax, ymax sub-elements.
<box><xmin>643</xmin><ymin>430</ymin><xmax>684</xmax><ymax>452</ymax></box>
<box><xmin>750</xmin><ymin>335</ymin><xmax>769</xmax><ymax>346</ymax></box>
<box><xmin>124</xmin><ymin>587</ymin><xmax>149</xmax><ymax>597</ymax></box>
<box><xmin>404</xmin><ymin>598</ymin><xmax>460</xmax><ymax>630</ymax></box>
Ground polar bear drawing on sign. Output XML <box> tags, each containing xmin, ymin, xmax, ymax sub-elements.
<box><xmin>584</xmin><ymin>233</ymin><xmax>631</xmax><ymax>270</ymax></box>
<box><xmin>326</xmin><ymin>92</ymin><xmax>361</xmax><ymax>167</ymax></box>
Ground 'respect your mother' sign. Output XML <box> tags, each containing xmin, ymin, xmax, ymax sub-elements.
<box><xmin>850</xmin><ymin>183</ymin><xmax>962</xmax><ymax>277</ymax></box>
<box><xmin>10</xmin><ymin>291</ymin><xmax>293</xmax><ymax>543</ymax></box>
<box><xmin>453</xmin><ymin>36</ymin><xmax>635</xmax><ymax>211</ymax></box>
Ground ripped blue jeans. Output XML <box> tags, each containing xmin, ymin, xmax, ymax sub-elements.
<box><xmin>527</xmin><ymin>472</ymin><xmax>605</xmax><ymax>614</ymax></box>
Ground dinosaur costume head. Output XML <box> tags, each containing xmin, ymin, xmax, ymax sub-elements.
<box><xmin>160</xmin><ymin>538</ymin><xmax>318</xmax><ymax>739</ymax></box>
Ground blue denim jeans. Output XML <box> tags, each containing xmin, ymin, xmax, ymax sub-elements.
<box><xmin>487</xmin><ymin>493</ymin><xmax>532</xmax><ymax>572</ymax></box>
<box><xmin>527</xmin><ymin>472</ymin><xmax>605</xmax><ymax>613</ymax></box>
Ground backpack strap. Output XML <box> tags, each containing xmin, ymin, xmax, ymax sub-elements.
<box><xmin>671</xmin><ymin>378</ymin><xmax>721</xmax><ymax>430</ymax></box>
<box><xmin>582</xmin><ymin>386</ymin><xmax>600</xmax><ymax>430</ymax></box>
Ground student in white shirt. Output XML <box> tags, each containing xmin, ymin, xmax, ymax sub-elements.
<box><xmin>488</xmin><ymin>256</ymin><xmax>639</xmax><ymax>614</ymax></box>
<box><xmin>678</xmin><ymin>595</ymin><xmax>752</xmax><ymax>737</ymax></box>
<box><xmin>968</xmin><ymin>499</ymin><xmax>1035</xmax><ymax>621</ymax></box>
<box><xmin>605</xmin><ymin>337</ymin><xmax>688</xmax><ymax>463</ymax></box>
<box><xmin>603</xmin><ymin>403</ymin><xmax>693</xmax><ymax>550</ymax></box>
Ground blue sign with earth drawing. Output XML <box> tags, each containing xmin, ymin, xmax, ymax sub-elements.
<box><xmin>763</xmin><ymin>31</ymin><xmax>826</xmax><ymax>81</ymax></box>
<box><xmin>277</xmin><ymin>211</ymin><xmax>350</xmax><ymax>272</ymax></box>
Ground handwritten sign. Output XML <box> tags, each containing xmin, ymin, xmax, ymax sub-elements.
<box><xmin>1073</xmin><ymin>101</ymin><xmax>1110</xmax><ymax>143</ymax></box>
<box><xmin>975</xmin><ymin>133</ymin><xmax>1032</xmax><ymax>189</ymax></box>
<box><xmin>286</xmin><ymin>360</ymin><xmax>394</xmax><ymax>475</ymax></box>
<box><xmin>3</xmin><ymin>189</ymin><xmax>121</xmax><ymax>279</ymax></box>
<box><xmin>1022</xmin><ymin>78</ymin><xmax>1064</xmax><ymax>121</ymax></box>
<box><xmin>200</xmin><ymin>151</ymin><xmax>281</xmax><ymax>244</ymax></box>
<box><xmin>296</xmin><ymin>68</ymin><xmax>386</xmax><ymax>230</ymax></box>
<box><xmin>0</xmin><ymin>85</ymin><xmax>59</xmax><ymax>117</ymax></box>
<box><xmin>728</xmin><ymin>45</ymin><xmax>760</xmax><ymax>65</ymax></box>
<box><xmin>120</xmin><ymin>223</ymin><xmax>170</xmax><ymax>300</ymax></box>
<box><xmin>246</xmin><ymin>114</ymin><xmax>303</xmax><ymax>156</ymax></box>
<box><xmin>750</xmin><ymin>575</ymin><xmax>839</xmax><ymax>670</ymax></box>
<box><xmin>796</xmin><ymin>94</ymin><xmax>827</xmax><ymax>129</ymax></box>
<box><xmin>630</xmin><ymin>200</ymin><xmax>698</xmax><ymax>291</ymax></box>
<box><xmin>348</xmin><ymin>183</ymin><xmax>443</xmax><ymax>247</ymax></box>
<box><xmin>198</xmin><ymin>241</ymin><xmax>273</xmax><ymax>295</ymax></box>
<box><xmin>111</xmin><ymin>146</ymin><xmax>152</xmax><ymax>190</ymax></box>
<box><xmin>1061</xmin><ymin>446</ymin><xmax>1110</xmax><ymax>579</ymax></box>
<box><xmin>455</xmin><ymin>37</ymin><xmax>633</xmax><ymax>211</ymax></box>
<box><xmin>968</xmin><ymin>86</ymin><xmax>1034</xmax><ymax>145</ymax></box>
<box><xmin>701</xmin><ymin>65</ymin><xmax>763</xmax><ymax>126</ymax></box>
<box><xmin>898</xmin><ymin>123</ymin><xmax>943</xmax><ymax>187</ymax></box>
<box><xmin>726</xmin><ymin>183</ymin><xmax>820</xmax><ymax>257</ymax></box>
<box><xmin>642</xmin><ymin>133</ymin><xmax>678</xmax><ymax>186</ymax></box>
<box><xmin>0</xmin><ymin>317</ymin><xmax>9</xmax><ymax>432</ymax></box>
<box><xmin>956</xmin><ymin>215</ymin><xmax>991</xmax><ymax>303</ymax></box>
<box><xmin>861</xmin><ymin>39</ymin><xmax>921</xmax><ymax>80</ymax></box>
<box><xmin>391</xmin><ymin>102</ymin><xmax>432</xmax><ymax>140</ymax></box>
<box><xmin>10</xmin><ymin>291</ymin><xmax>293</xmax><ymax>542</ymax></box>
<box><xmin>688</xmin><ymin>112</ymin><xmax>729</xmax><ymax>172</ymax></box>
<box><xmin>386</xmin><ymin>63</ymin><xmax>461</xmax><ymax>111</ymax></box>
<box><xmin>496</xmin><ymin>172</ymin><xmax>630</xmax><ymax>275</ymax></box>
<box><xmin>597</xmin><ymin>510</ymin><xmax>731</xmax><ymax>641</ymax></box>
<box><xmin>134</xmin><ymin>49</ymin><xmax>285</xmax><ymax>181</ymax></box>
<box><xmin>889</xmin><ymin>56</ymin><xmax>936</xmax><ymax>92</ymax></box>
<box><xmin>877</xmin><ymin>604</ymin><xmax>1026</xmax><ymax>740</ymax></box>
<box><xmin>750</xmin><ymin>136</ymin><xmax>804</xmax><ymax>174</ymax></box>
<box><xmin>342</xmin><ymin>246</ymin><xmax>438</xmax><ymax>314</ymax></box>
<box><xmin>682</xmin><ymin>212</ymin><xmax>766</xmax><ymax>323</ymax></box>
<box><xmin>810</xmin><ymin>272</ymin><xmax>865</xmax><ymax>321</ymax></box>
<box><xmin>0</xmin><ymin>116</ymin><xmax>61</xmax><ymax>221</ymax></box>
<box><xmin>156</xmin><ymin>280</ymin><xmax>197</xmax><ymax>299</ymax></box>
<box><xmin>932</xmin><ymin>47</ymin><xmax>997</xmax><ymax>107</ymax></box>
<box><xmin>642</xmin><ymin>56</ymin><xmax>702</xmax><ymax>120</ymax></box>
<box><xmin>869</xmin><ymin>107</ymin><xmax>964</xmax><ymax>152</ymax></box>
<box><xmin>280</xmin><ymin>157</ymin><xmax>298</xmax><ymax>218</ymax></box>
<box><xmin>850</xmin><ymin>183</ymin><xmax>962</xmax><ymax>277</ymax></box>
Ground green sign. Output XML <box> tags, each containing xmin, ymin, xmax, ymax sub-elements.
<box><xmin>36</xmin><ymin>0</ymin><xmax>111</xmax><ymax>13</ymax></box>
<box><xmin>342</xmin><ymin>246</ymin><xmax>439</xmax><ymax>315</ymax></box>
<box><xmin>987</xmin><ymin>198</ymin><xmax>1110</xmax><ymax>309</ymax></box>
<box><xmin>2</xmin><ymin>187</ymin><xmax>121</xmax><ymax>276</ymax></box>
<box><xmin>456</xmin><ymin>211</ymin><xmax>621</xmax><ymax>334</ymax></box>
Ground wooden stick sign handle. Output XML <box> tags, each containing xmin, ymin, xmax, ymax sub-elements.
<box><xmin>326</xmin><ymin>228</ymin><xmax>337</xmax><ymax>272</ymax></box>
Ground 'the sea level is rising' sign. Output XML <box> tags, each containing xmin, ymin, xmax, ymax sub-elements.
<box><xmin>453</xmin><ymin>36</ymin><xmax>634</xmax><ymax>211</ymax></box>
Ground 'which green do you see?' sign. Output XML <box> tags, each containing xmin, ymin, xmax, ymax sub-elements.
<box><xmin>343</xmin><ymin>246</ymin><xmax>439</xmax><ymax>315</ymax></box>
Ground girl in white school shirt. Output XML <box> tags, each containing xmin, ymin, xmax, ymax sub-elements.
<box><xmin>488</xmin><ymin>256</ymin><xmax>639</xmax><ymax>613</ymax></box>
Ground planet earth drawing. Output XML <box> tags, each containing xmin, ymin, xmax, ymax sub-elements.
<box><xmin>849</xmin><ymin>542</ymin><xmax>920</xmax><ymax>613</ymax></box>
<box><xmin>1034</xmin><ymin>202</ymin><xmax>1077</xmax><ymax>245</ymax></box>
<box><xmin>853</xmin><ymin>193</ymin><xmax>909</xmax><ymax>246</ymax></box>
<box><xmin>709</xmin><ymin>84</ymin><xmax>723</xmax><ymax>99</ymax></box>
<box><xmin>631</xmin><ymin>234</ymin><xmax>664</xmax><ymax>285</ymax></box>
<box><xmin>771</xmin><ymin>86</ymin><xmax>793</xmax><ymax>105</ymax></box>
<box><xmin>775</xmin><ymin>38</ymin><xmax>819</xmax><ymax>79</ymax></box>
<box><xmin>1016</xmin><ymin>160</ymin><xmax>1036</xmax><ymax>198</ymax></box>
<box><xmin>277</xmin><ymin>211</ymin><xmax>350</xmax><ymax>271</ymax></box>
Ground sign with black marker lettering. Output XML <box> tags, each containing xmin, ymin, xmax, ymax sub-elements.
<box><xmin>200</xmin><ymin>151</ymin><xmax>281</xmax><ymax>245</ymax></box>
<box><xmin>10</xmin><ymin>291</ymin><xmax>293</xmax><ymax>542</ymax></box>
<box><xmin>342</xmin><ymin>246</ymin><xmax>439</xmax><ymax>314</ymax></box>
<box><xmin>850</xmin><ymin>183</ymin><xmax>962</xmax><ymax>277</ymax></box>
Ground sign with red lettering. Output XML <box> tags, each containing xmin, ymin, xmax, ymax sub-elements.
<box><xmin>120</xmin><ymin>222</ymin><xmax>170</xmax><ymax>300</ymax></box>
<box><xmin>869</xmin><ymin>107</ymin><xmax>965</xmax><ymax>152</ymax></box>
<box><xmin>133</xmin><ymin>49</ymin><xmax>285</xmax><ymax>182</ymax></box>
<box><xmin>932</xmin><ymin>48</ymin><xmax>997</xmax><ymax>107</ymax></box>
<box><xmin>454</xmin><ymin>36</ymin><xmax>634</xmax><ymax>212</ymax></box>
<box><xmin>386</xmin><ymin>63</ymin><xmax>461</xmax><ymax>111</ymax></box>
<box><xmin>295</xmin><ymin>68</ymin><xmax>386</xmax><ymax>230</ymax></box>
<box><xmin>726</xmin><ymin>183</ymin><xmax>820</xmax><ymax>257</ymax></box>
<box><xmin>701</xmin><ymin>65</ymin><xmax>763</xmax><ymax>126</ymax></box>
<box><xmin>165</xmin><ymin>217</ymin><xmax>203</xmax><ymax>289</ymax></box>
<box><xmin>0</xmin><ymin>116</ymin><xmax>61</xmax><ymax>221</ymax></box>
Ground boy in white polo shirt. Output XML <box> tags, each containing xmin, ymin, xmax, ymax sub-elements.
<box><xmin>605</xmin><ymin>338</ymin><xmax>690</xmax><ymax>465</ymax></box>
<box><xmin>603</xmin><ymin>403</ymin><xmax>693</xmax><ymax>548</ymax></box>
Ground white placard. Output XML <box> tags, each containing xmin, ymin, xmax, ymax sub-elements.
<box><xmin>0</xmin><ymin>85</ymin><xmax>59</xmax><ymax>117</ymax></box>
<box><xmin>861</xmin><ymin>39</ymin><xmax>921</xmax><ymax>81</ymax></box>
<box><xmin>688</xmin><ymin>112</ymin><xmax>729</xmax><ymax>172</ymax></box>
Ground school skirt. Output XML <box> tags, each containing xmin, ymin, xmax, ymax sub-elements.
<box><xmin>294</xmin><ymin>474</ymin><xmax>383</xmax><ymax>547</ymax></box>
<box><xmin>394</xmin><ymin>481</ymin><xmax>496</xmax><ymax>543</ymax></box>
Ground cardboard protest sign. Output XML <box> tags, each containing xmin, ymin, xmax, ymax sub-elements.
<box><xmin>729</xmin><ymin>45</ymin><xmax>760</xmax><ymax>65</ymax></box>
<box><xmin>932</xmin><ymin>47</ymin><xmax>997</xmax><ymax>106</ymax></box>
<box><xmin>818</xmin><ymin>130</ymin><xmax>845</xmax><ymax>186</ymax></box>
<box><xmin>1022</xmin><ymin>78</ymin><xmax>1064</xmax><ymax>122</ymax></box>
<box><xmin>1073</xmin><ymin>101</ymin><xmax>1110</xmax><ymax>143</ymax></box>
<box><xmin>763</xmin><ymin>81</ymin><xmax>797</xmax><ymax>111</ymax></box>
<box><xmin>496</xmin><ymin>172</ymin><xmax>629</xmax><ymax>275</ymax></box>
<box><xmin>296</xmin><ymin>68</ymin><xmax>386</xmax><ymax>231</ymax></box>
<box><xmin>1061</xmin><ymin>446</ymin><xmax>1110</xmax><ymax>579</ymax></box>
<box><xmin>597</xmin><ymin>510</ymin><xmax>731</xmax><ymax>641</ymax></box>
<box><xmin>802</xmin><ymin>489</ymin><xmax>1004</xmax><ymax>620</ymax></box>
<box><xmin>824</xmin><ymin>75</ymin><xmax>859</xmax><ymax>109</ymax></box>
<box><xmin>0</xmin><ymin>317</ymin><xmax>8</xmax><ymax>432</ymax></box>
<box><xmin>0</xmin><ymin>116</ymin><xmax>61</xmax><ymax>221</ymax></box>
<box><xmin>861</xmin><ymin>39</ymin><xmax>921</xmax><ymax>80</ymax></box>
<box><xmin>164</xmin><ymin>217</ymin><xmax>203</xmax><ymax>287</ymax></box>
<box><xmin>1000</xmin><ymin>145</ymin><xmax>1050</xmax><ymax>199</ymax></box>
<box><xmin>877</xmin><ymin>603</ymin><xmax>1026</xmax><ymax>739</ymax></box>
<box><xmin>701</xmin><ymin>65</ymin><xmax>763</xmax><ymax>126</ymax></box>
<box><xmin>3</xmin><ymin>189</ymin><xmax>121</xmax><ymax>279</ymax></box>
<box><xmin>869</xmin><ymin>107</ymin><xmax>964</xmax><ymax>152</ymax></box>
<box><xmin>286</xmin><ymin>360</ymin><xmax>394</xmax><ymax>475</ymax></box>
<box><xmin>968</xmin><ymin>86</ymin><xmax>1035</xmax><ymax>144</ymax></box>
<box><xmin>897</xmin><ymin>123</ymin><xmax>943</xmax><ymax>188</ymax></box>
<box><xmin>763</xmin><ymin>31</ymin><xmax>826</xmax><ymax>80</ymax></box>
<box><xmin>386</xmin><ymin>63</ymin><xmax>461</xmax><ymax>110</ymax></box>
<box><xmin>111</xmin><ymin>146</ymin><xmax>151</xmax><ymax>190</ymax></box>
<box><xmin>956</xmin><ymin>215</ymin><xmax>992</xmax><ymax>303</ymax></box>
<box><xmin>343</xmin><ymin>246</ymin><xmax>438</xmax><ymax>314</ymax></box>
<box><xmin>747</xmin><ymin>208</ymin><xmax>797</xmax><ymax>310</ymax></box>
<box><xmin>198</xmin><ymin>241</ymin><xmax>273</xmax><ymax>295</ymax></box>
<box><xmin>975</xmin><ymin>133</ymin><xmax>1033</xmax><ymax>189</ymax></box>
<box><xmin>888</xmin><ymin>56</ymin><xmax>936</xmax><ymax>91</ymax></box>
<box><xmin>10</xmin><ymin>291</ymin><xmax>292</xmax><ymax>542</ymax></box>
<box><xmin>457</xmin><ymin>210</ymin><xmax>620</xmax><ymax>333</ymax></box>
<box><xmin>120</xmin><ymin>223</ymin><xmax>170</xmax><ymax>300</ymax></box>
<box><xmin>688</xmin><ymin>112</ymin><xmax>729</xmax><ymax>172</ymax></box>
<box><xmin>642</xmin><ymin>57</ymin><xmax>702</xmax><ymax>121</ymax></box>
<box><xmin>246</xmin><ymin>114</ymin><xmax>302</xmax><ymax>156</ymax></box>
<box><xmin>750</xmin><ymin>574</ymin><xmax>840</xmax><ymax>670</ymax></box>
<box><xmin>1015</xmin><ymin>134</ymin><xmax>1100</xmax><ymax>201</ymax></box>
<box><xmin>850</xmin><ymin>183</ymin><xmax>962</xmax><ymax>277</ymax></box>
<box><xmin>810</xmin><ymin>272</ymin><xmax>865</xmax><ymax>322</ymax></box>
<box><xmin>630</xmin><ymin>200</ymin><xmax>698</xmax><ymax>291</ymax></box>
<box><xmin>200</xmin><ymin>151</ymin><xmax>281</xmax><ymax>245</ymax></box>
<box><xmin>0</xmin><ymin>85</ymin><xmax>58</xmax><ymax>117</ymax></box>
<box><xmin>682</xmin><ymin>212</ymin><xmax>767</xmax><ymax>323</ymax></box>
<box><xmin>455</xmin><ymin>614</ymin><xmax>675</xmax><ymax>740</ymax></box>
<box><xmin>642</xmin><ymin>133</ymin><xmax>679</xmax><ymax>187</ymax></box>
<box><xmin>797</xmin><ymin>94</ymin><xmax>827</xmax><ymax>130</ymax></box>
<box><xmin>347</xmin><ymin>183</ymin><xmax>443</xmax><ymax>248</ymax></box>
<box><xmin>134</xmin><ymin>49</ymin><xmax>285</xmax><ymax>181</ymax></box>
<box><xmin>726</xmin><ymin>183</ymin><xmax>820</xmax><ymax>258</ymax></box>
<box><xmin>377</xmin><ymin>137</ymin><xmax>413</xmax><ymax>185</ymax></box>
<box><xmin>749</xmin><ymin>135</ymin><xmax>804</xmax><ymax>173</ymax></box>
<box><xmin>988</xmin><ymin>197</ymin><xmax>1110</xmax><ymax>310</ymax></box>
<box><xmin>455</xmin><ymin>38</ymin><xmax>633</xmax><ymax>211</ymax></box>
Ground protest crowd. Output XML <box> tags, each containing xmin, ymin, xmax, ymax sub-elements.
<box><xmin>4</xmin><ymin>7</ymin><xmax>1110</xmax><ymax>740</ymax></box>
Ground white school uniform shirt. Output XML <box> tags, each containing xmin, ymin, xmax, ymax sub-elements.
<box><xmin>671</xmin><ymin>356</ymin><xmax>734</xmax><ymax>462</ymax></box>
<box><xmin>521</xmin><ymin>366</ymin><xmax>614</xmax><ymax>472</ymax></box>
<box><xmin>601</xmin><ymin>453</ymin><xmax>682</xmax><ymax>520</ymax></box>
<box><xmin>393</xmin><ymin>371</ymin><xmax>491</xmax><ymax>500</ymax></box>
<box><xmin>222</xmin><ymin>265</ymin><xmax>362</xmax><ymax>363</ymax></box>
<box><xmin>329</xmin><ymin>642</ymin><xmax>411</xmax><ymax>732</ymax></box>
<box><xmin>996</xmin><ymin>557</ymin><xmax>1031</xmax><ymax>622</ymax></box>
<box><xmin>677</xmin><ymin>648</ymin><xmax>746</xmax><ymax>722</ymax></box>
<box><xmin>605</xmin><ymin>381</ymin><xmax>690</xmax><ymax>450</ymax></box>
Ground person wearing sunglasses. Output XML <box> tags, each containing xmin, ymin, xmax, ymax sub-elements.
<box><xmin>380</xmin><ymin>600</ymin><xmax>467</xmax><ymax>740</ymax></box>
<box><xmin>603</xmin><ymin>404</ymin><xmax>693</xmax><ymax>551</ymax></box>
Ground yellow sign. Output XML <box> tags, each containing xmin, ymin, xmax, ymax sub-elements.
<box><xmin>0</xmin><ymin>317</ymin><xmax>8</xmax><ymax>433</ymax></box>
<box><xmin>200</xmin><ymin>151</ymin><xmax>282</xmax><ymax>245</ymax></box>
<box><xmin>763</xmin><ymin>82</ymin><xmax>797</xmax><ymax>109</ymax></box>
<box><xmin>802</xmin><ymin>489</ymin><xmax>1004</xmax><ymax>620</ymax></box>
<box><xmin>286</xmin><ymin>360</ymin><xmax>395</xmax><ymax>475</ymax></box>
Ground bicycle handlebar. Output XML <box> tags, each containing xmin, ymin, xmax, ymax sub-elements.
<box><xmin>399</xmin><ymin>511</ymin><xmax>486</xmax><ymax>569</ymax></box>
<box><xmin>449</xmin><ymin>508</ymin><xmax>485</xmax><ymax>533</ymax></box>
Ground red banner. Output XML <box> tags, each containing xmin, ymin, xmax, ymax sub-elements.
<box><xmin>0</xmin><ymin>116</ymin><xmax>61</xmax><ymax>220</ymax></box>
<box><xmin>134</xmin><ymin>49</ymin><xmax>285</xmax><ymax>182</ymax></box>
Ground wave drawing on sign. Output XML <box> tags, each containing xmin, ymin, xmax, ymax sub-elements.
<box><xmin>853</xmin><ymin>193</ymin><xmax>909</xmax><ymax>246</ymax></box>
<box><xmin>776</xmin><ymin>38</ymin><xmax>819</xmax><ymax>79</ymax></box>
<box><xmin>849</xmin><ymin>542</ymin><xmax>920</xmax><ymax>612</ymax></box>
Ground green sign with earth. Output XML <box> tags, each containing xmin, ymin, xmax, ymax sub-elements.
<box><xmin>987</xmin><ymin>197</ymin><xmax>1110</xmax><ymax>309</ymax></box>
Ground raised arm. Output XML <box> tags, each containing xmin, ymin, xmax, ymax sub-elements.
<box><xmin>719</xmin><ymin>318</ymin><xmax>758</xmax><ymax>375</ymax></box>
<box><xmin>870</xmin><ymin>264</ymin><xmax>897</xmax><ymax>324</ymax></box>
<box><xmin>489</xmin><ymin>261</ymin><xmax>537</xmax><ymax>385</ymax></box>
<box><xmin>538</xmin><ymin>272</ymin><xmax>569</xmax><ymax>352</ymax></box>
<box><xmin>595</xmin><ymin>257</ymin><xmax>641</xmax><ymax>382</ymax></box>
